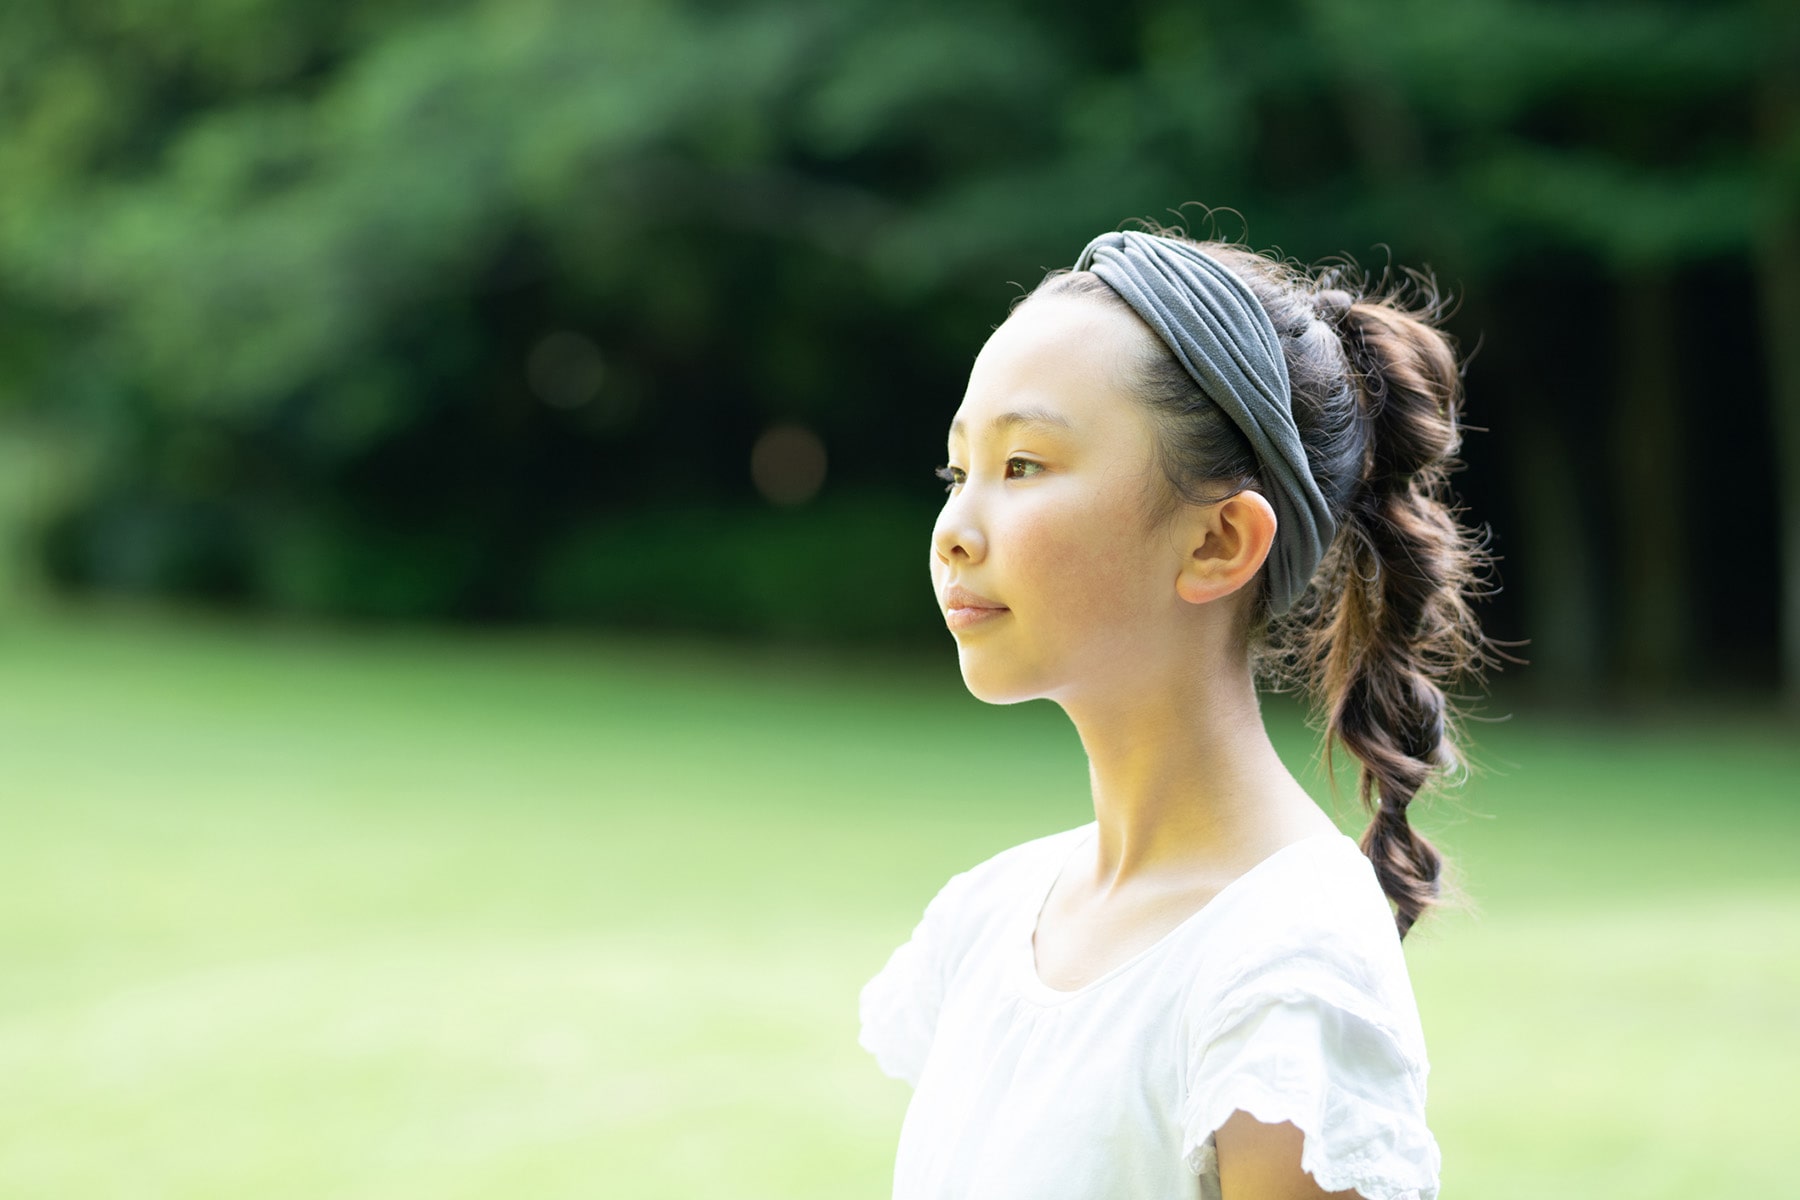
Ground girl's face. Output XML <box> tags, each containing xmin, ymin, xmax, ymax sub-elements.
<box><xmin>931</xmin><ymin>295</ymin><xmax>1195</xmax><ymax>705</ymax></box>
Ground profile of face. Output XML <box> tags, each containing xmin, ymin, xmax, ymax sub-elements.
<box><xmin>931</xmin><ymin>294</ymin><xmax>1269</xmax><ymax>707</ymax></box>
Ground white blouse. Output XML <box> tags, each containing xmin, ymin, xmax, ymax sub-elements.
<box><xmin>858</xmin><ymin>823</ymin><xmax>1440</xmax><ymax>1200</ymax></box>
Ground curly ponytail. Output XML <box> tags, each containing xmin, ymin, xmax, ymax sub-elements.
<box><xmin>1030</xmin><ymin>230</ymin><xmax>1499</xmax><ymax>939</ymax></box>
<box><xmin>1308</xmin><ymin>294</ymin><xmax>1492</xmax><ymax>938</ymax></box>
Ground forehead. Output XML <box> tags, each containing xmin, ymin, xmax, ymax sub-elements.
<box><xmin>950</xmin><ymin>294</ymin><xmax>1158</xmax><ymax>446</ymax></box>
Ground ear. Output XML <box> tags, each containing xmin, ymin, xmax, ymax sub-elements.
<box><xmin>1174</xmin><ymin>489</ymin><xmax>1278</xmax><ymax>606</ymax></box>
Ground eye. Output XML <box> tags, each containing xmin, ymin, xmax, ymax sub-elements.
<box><xmin>934</xmin><ymin>464</ymin><xmax>964</xmax><ymax>493</ymax></box>
<box><xmin>1005</xmin><ymin>457</ymin><xmax>1045</xmax><ymax>480</ymax></box>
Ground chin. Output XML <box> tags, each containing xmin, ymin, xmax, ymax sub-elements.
<box><xmin>956</xmin><ymin>650</ymin><xmax>1046</xmax><ymax>706</ymax></box>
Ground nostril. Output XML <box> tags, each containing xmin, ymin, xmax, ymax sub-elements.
<box><xmin>932</xmin><ymin>521</ymin><xmax>983</xmax><ymax>565</ymax></box>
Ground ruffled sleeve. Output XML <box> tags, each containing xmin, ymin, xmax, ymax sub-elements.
<box><xmin>856</xmin><ymin>867</ymin><xmax>973</xmax><ymax>1088</ymax></box>
<box><xmin>1178</xmin><ymin>976</ymin><xmax>1441</xmax><ymax>1200</ymax></box>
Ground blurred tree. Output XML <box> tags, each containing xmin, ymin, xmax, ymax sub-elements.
<box><xmin>1459</xmin><ymin>3</ymin><xmax>1758</xmax><ymax>697</ymax></box>
<box><xmin>1753</xmin><ymin>0</ymin><xmax>1800</xmax><ymax>706</ymax></box>
<box><xmin>1289</xmin><ymin>0</ymin><xmax>1768</xmax><ymax>695</ymax></box>
<box><xmin>5</xmin><ymin>0</ymin><xmax>930</xmax><ymax>624</ymax></box>
<box><xmin>0</xmin><ymin>0</ymin><xmax>1791</xmax><ymax>699</ymax></box>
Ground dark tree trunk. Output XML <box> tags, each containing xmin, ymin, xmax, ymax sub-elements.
<box><xmin>1511</xmin><ymin>413</ymin><xmax>1602</xmax><ymax>693</ymax></box>
<box><xmin>1611</xmin><ymin>270</ymin><xmax>1687</xmax><ymax>692</ymax></box>
<box><xmin>1756</xmin><ymin>220</ymin><xmax>1800</xmax><ymax>707</ymax></box>
<box><xmin>1756</xmin><ymin>0</ymin><xmax>1800</xmax><ymax>706</ymax></box>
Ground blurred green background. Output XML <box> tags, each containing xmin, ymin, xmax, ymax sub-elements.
<box><xmin>2</xmin><ymin>0</ymin><xmax>1797</xmax><ymax>1196</ymax></box>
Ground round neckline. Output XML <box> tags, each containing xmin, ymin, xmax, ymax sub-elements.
<box><xmin>1016</xmin><ymin>823</ymin><xmax>1350</xmax><ymax>1007</ymax></box>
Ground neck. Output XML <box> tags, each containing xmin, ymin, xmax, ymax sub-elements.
<box><xmin>1056</xmin><ymin>648</ymin><xmax>1327</xmax><ymax>891</ymax></box>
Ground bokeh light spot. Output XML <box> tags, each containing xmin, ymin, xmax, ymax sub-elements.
<box><xmin>526</xmin><ymin>331</ymin><xmax>606</xmax><ymax>410</ymax></box>
<box><xmin>750</xmin><ymin>424</ymin><xmax>827</xmax><ymax>506</ymax></box>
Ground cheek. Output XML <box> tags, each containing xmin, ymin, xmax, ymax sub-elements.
<box><xmin>1007</xmin><ymin>487</ymin><xmax>1162</xmax><ymax>621</ymax></box>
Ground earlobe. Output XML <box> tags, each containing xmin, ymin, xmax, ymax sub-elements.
<box><xmin>1175</xmin><ymin>490</ymin><xmax>1278</xmax><ymax>606</ymax></box>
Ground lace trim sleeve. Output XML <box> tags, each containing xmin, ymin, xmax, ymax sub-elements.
<box><xmin>856</xmin><ymin>868</ymin><xmax>973</xmax><ymax>1087</ymax></box>
<box><xmin>1179</xmin><ymin>986</ymin><xmax>1441</xmax><ymax>1200</ymax></box>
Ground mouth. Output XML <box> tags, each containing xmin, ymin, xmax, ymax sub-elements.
<box><xmin>945</xmin><ymin>604</ymin><xmax>1008</xmax><ymax>631</ymax></box>
<box><xmin>941</xmin><ymin>585</ymin><xmax>1009</xmax><ymax>631</ymax></box>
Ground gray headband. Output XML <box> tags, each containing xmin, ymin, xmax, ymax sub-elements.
<box><xmin>1074</xmin><ymin>230</ymin><xmax>1335</xmax><ymax>615</ymax></box>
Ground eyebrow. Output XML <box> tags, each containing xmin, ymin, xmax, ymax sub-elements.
<box><xmin>948</xmin><ymin>407</ymin><xmax>1075</xmax><ymax>441</ymax></box>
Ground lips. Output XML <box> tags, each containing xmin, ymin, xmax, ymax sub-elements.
<box><xmin>942</xmin><ymin>584</ymin><xmax>1009</xmax><ymax>631</ymax></box>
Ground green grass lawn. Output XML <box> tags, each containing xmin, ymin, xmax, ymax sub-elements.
<box><xmin>1</xmin><ymin>607</ymin><xmax>1795</xmax><ymax>1198</ymax></box>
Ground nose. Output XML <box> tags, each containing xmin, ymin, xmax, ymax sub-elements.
<box><xmin>932</xmin><ymin>495</ymin><xmax>987</xmax><ymax>565</ymax></box>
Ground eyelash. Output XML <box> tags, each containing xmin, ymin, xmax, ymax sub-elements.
<box><xmin>935</xmin><ymin>459</ymin><xmax>1043</xmax><ymax>493</ymax></box>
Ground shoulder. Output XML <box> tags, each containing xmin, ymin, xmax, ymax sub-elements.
<box><xmin>857</xmin><ymin>821</ymin><xmax>1089</xmax><ymax>1086</ymax></box>
<box><xmin>942</xmin><ymin>820</ymin><xmax>1092</xmax><ymax>899</ymax></box>
<box><xmin>1176</xmin><ymin>833</ymin><xmax>1439</xmax><ymax>1198</ymax></box>
<box><xmin>919</xmin><ymin>820</ymin><xmax>1092</xmax><ymax>947</ymax></box>
<box><xmin>1191</xmin><ymin>831</ymin><xmax>1424</xmax><ymax>1051</ymax></box>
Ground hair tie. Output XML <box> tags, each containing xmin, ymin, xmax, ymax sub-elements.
<box><xmin>1074</xmin><ymin>230</ymin><xmax>1337</xmax><ymax>614</ymax></box>
<box><xmin>1312</xmin><ymin>288</ymin><xmax>1355</xmax><ymax>325</ymax></box>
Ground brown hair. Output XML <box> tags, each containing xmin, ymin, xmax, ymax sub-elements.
<box><xmin>1024</xmin><ymin>226</ymin><xmax>1499</xmax><ymax>939</ymax></box>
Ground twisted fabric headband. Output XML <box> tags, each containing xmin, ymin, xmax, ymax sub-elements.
<box><xmin>1073</xmin><ymin>230</ymin><xmax>1337</xmax><ymax>615</ymax></box>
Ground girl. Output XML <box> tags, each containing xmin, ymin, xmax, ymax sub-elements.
<box><xmin>858</xmin><ymin>225</ymin><xmax>1494</xmax><ymax>1200</ymax></box>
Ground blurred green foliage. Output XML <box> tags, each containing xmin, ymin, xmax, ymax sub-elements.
<box><xmin>1</xmin><ymin>0</ymin><xmax>1797</xmax><ymax>688</ymax></box>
